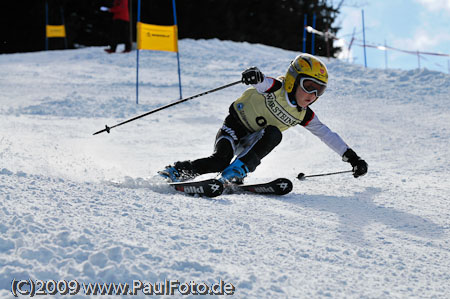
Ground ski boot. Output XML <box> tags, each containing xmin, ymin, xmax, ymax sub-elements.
<box><xmin>218</xmin><ymin>159</ymin><xmax>249</xmax><ymax>184</ymax></box>
<box><xmin>158</xmin><ymin>161</ymin><xmax>197</xmax><ymax>182</ymax></box>
<box><xmin>158</xmin><ymin>165</ymin><xmax>181</xmax><ymax>182</ymax></box>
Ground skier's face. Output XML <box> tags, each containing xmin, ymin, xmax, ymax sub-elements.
<box><xmin>295</xmin><ymin>86</ymin><xmax>318</xmax><ymax>108</ymax></box>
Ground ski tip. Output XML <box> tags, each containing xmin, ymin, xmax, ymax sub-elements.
<box><xmin>274</xmin><ymin>178</ymin><xmax>293</xmax><ymax>195</ymax></box>
<box><xmin>234</xmin><ymin>178</ymin><xmax>293</xmax><ymax>196</ymax></box>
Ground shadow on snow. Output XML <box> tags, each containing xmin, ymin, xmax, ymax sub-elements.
<box><xmin>279</xmin><ymin>187</ymin><xmax>445</xmax><ymax>245</ymax></box>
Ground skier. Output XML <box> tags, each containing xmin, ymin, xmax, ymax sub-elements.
<box><xmin>159</xmin><ymin>53</ymin><xmax>368</xmax><ymax>184</ymax></box>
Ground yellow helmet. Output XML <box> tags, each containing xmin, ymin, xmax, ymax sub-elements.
<box><xmin>285</xmin><ymin>53</ymin><xmax>328</xmax><ymax>94</ymax></box>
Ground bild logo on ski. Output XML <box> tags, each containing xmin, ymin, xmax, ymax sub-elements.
<box><xmin>183</xmin><ymin>186</ymin><xmax>205</xmax><ymax>194</ymax></box>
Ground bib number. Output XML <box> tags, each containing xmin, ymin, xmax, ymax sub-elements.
<box><xmin>256</xmin><ymin>116</ymin><xmax>267</xmax><ymax>127</ymax></box>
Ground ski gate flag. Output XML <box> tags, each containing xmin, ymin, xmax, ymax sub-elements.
<box><xmin>136</xmin><ymin>0</ymin><xmax>182</xmax><ymax>104</ymax></box>
<box><xmin>137</xmin><ymin>23</ymin><xmax>178</xmax><ymax>53</ymax></box>
<box><xmin>46</xmin><ymin>25</ymin><xmax>66</xmax><ymax>38</ymax></box>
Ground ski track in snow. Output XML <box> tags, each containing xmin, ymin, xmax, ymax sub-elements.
<box><xmin>1</xmin><ymin>39</ymin><xmax>449</xmax><ymax>298</ymax></box>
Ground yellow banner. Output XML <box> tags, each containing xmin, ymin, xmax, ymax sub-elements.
<box><xmin>137</xmin><ymin>22</ymin><xmax>178</xmax><ymax>52</ymax></box>
<box><xmin>46</xmin><ymin>25</ymin><xmax>66</xmax><ymax>38</ymax></box>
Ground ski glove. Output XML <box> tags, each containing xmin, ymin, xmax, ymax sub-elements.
<box><xmin>342</xmin><ymin>148</ymin><xmax>368</xmax><ymax>178</ymax></box>
<box><xmin>242</xmin><ymin>67</ymin><xmax>264</xmax><ymax>85</ymax></box>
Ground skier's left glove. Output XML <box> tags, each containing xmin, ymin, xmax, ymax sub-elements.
<box><xmin>342</xmin><ymin>148</ymin><xmax>368</xmax><ymax>178</ymax></box>
<box><xmin>242</xmin><ymin>67</ymin><xmax>264</xmax><ymax>85</ymax></box>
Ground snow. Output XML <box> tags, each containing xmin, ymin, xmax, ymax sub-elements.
<box><xmin>1</xmin><ymin>39</ymin><xmax>450</xmax><ymax>298</ymax></box>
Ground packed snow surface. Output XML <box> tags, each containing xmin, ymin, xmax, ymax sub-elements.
<box><xmin>1</xmin><ymin>39</ymin><xmax>449</xmax><ymax>298</ymax></box>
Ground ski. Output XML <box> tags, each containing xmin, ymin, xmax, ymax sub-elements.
<box><xmin>169</xmin><ymin>179</ymin><xmax>224</xmax><ymax>198</ymax></box>
<box><xmin>227</xmin><ymin>178</ymin><xmax>293</xmax><ymax>196</ymax></box>
<box><xmin>161</xmin><ymin>171</ymin><xmax>292</xmax><ymax>197</ymax></box>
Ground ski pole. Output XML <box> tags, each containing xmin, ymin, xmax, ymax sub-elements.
<box><xmin>297</xmin><ymin>170</ymin><xmax>353</xmax><ymax>180</ymax></box>
<box><xmin>93</xmin><ymin>80</ymin><xmax>242</xmax><ymax>135</ymax></box>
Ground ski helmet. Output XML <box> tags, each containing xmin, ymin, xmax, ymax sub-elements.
<box><xmin>285</xmin><ymin>53</ymin><xmax>328</xmax><ymax>95</ymax></box>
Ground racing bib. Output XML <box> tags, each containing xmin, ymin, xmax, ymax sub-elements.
<box><xmin>233</xmin><ymin>84</ymin><xmax>309</xmax><ymax>132</ymax></box>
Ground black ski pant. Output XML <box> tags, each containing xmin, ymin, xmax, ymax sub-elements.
<box><xmin>108</xmin><ymin>20</ymin><xmax>131</xmax><ymax>52</ymax></box>
<box><xmin>176</xmin><ymin>105</ymin><xmax>282</xmax><ymax>175</ymax></box>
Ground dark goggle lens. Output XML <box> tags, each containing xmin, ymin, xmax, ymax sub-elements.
<box><xmin>301</xmin><ymin>78</ymin><xmax>326</xmax><ymax>96</ymax></box>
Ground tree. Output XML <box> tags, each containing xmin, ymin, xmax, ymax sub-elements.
<box><xmin>174</xmin><ymin>0</ymin><xmax>342</xmax><ymax>57</ymax></box>
<box><xmin>1</xmin><ymin>0</ymin><xmax>342</xmax><ymax>56</ymax></box>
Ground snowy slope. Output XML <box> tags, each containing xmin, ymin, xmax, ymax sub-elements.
<box><xmin>1</xmin><ymin>39</ymin><xmax>449</xmax><ymax>298</ymax></box>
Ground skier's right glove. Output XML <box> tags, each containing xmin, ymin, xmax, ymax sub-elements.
<box><xmin>241</xmin><ymin>67</ymin><xmax>264</xmax><ymax>85</ymax></box>
<box><xmin>342</xmin><ymin>148</ymin><xmax>368</xmax><ymax>178</ymax></box>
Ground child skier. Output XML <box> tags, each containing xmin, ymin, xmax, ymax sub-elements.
<box><xmin>159</xmin><ymin>53</ymin><xmax>368</xmax><ymax>183</ymax></box>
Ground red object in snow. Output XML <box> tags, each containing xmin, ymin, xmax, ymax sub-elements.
<box><xmin>109</xmin><ymin>0</ymin><xmax>129</xmax><ymax>22</ymax></box>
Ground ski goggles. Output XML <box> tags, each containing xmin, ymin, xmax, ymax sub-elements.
<box><xmin>299</xmin><ymin>77</ymin><xmax>327</xmax><ymax>97</ymax></box>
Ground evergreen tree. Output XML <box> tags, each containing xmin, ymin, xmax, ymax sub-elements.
<box><xmin>175</xmin><ymin>0</ymin><xmax>341</xmax><ymax>57</ymax></box>
<box><xmin>1</xmin><ymin>0</ymin><xmax>342</xmax><ymax>56</ymax></box>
